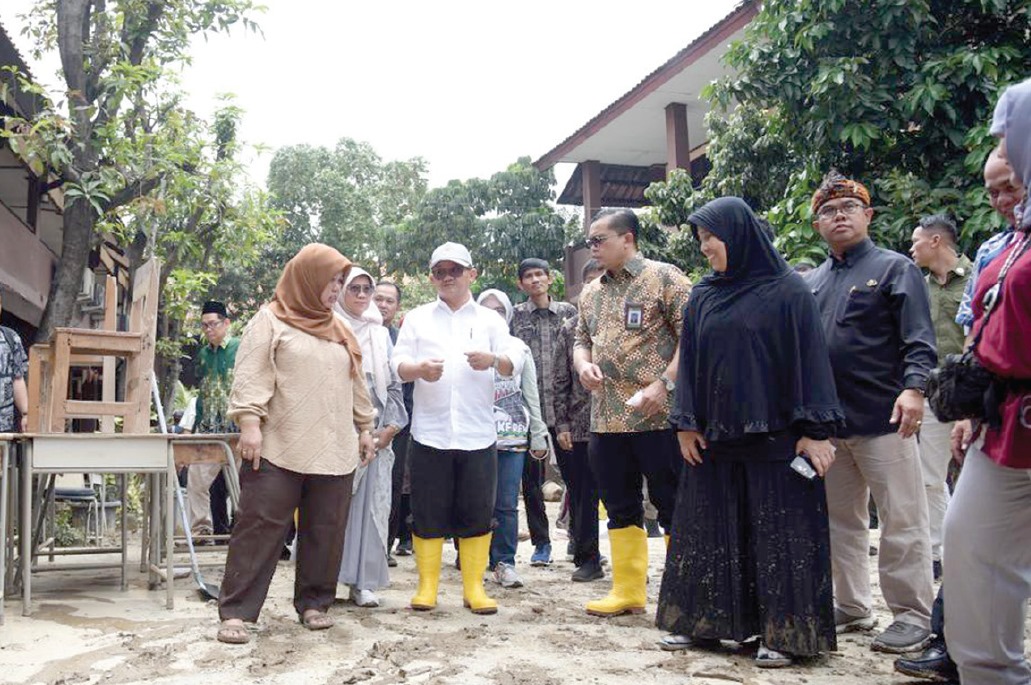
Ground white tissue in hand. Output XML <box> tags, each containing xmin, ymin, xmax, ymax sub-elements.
<box><xmin>626</xmin><ymin>390</ymin><xmax>645</xmax><ymax>408</ymax></box>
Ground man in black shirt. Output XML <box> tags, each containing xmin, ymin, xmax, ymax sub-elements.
<box><xmin>806</xmin><ymin>171</ymin><xmax>937</xmax><ymax>655</ymax></box>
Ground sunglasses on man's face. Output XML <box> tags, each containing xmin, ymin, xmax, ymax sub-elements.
<box><xmin>586</xmin><ymin>233</ymin><xmax>619</xmax><ymax>248</ymax></box>
<box><xmin>431</xmin><ymin>265</ymin><xmax>467</xmax><ymax>280</ymax></box>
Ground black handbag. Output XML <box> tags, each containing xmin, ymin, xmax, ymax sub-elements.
<box><xmin>927</xmin><ymin>232</ymin><xmax>1031</xmax><ymax>422</ymax></box>
<box><xmin>927</xmin><ymin>351</ymin><xmax>995</xmax><ymax>422</ymax></box>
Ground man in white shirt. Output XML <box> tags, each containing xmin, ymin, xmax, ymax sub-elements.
<box><xmin>391</xmin><ymin>242</ymin><xmax>523</xmax><ymax>615</ymax></box>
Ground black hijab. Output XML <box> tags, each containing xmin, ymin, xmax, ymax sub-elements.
<box><xmin>672</xmin><ymin>197</ymin><xmax>843</xmax><ymax>441</ymax></box>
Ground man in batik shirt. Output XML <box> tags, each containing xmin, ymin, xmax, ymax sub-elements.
<box><xmin>573</xmin><ymin>209</ymin><xmax>691</xmax><ymax>617</ymax></box>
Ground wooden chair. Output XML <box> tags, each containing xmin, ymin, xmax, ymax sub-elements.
<box><xmin>26</xmin><ymin>259</ymin><xmax>160</xmax><ymax>434</ymax></box>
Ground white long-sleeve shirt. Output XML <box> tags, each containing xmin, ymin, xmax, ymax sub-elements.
<box><xmin>391</xmin><ymin>296</ymin><xmax>524</xmax><ymax>451</ymax></box>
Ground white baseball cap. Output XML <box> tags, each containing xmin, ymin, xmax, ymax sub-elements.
<box><xmin>429</xmin><ymin>242</ymin><xmax>473</xmax><ymax>269</ymax></box>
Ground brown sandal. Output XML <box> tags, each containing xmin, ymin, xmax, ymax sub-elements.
<box><xmin>216</xmin><ymin>620</ymin><xmax>251</xmax><ymax>644</ymax></box>
<box><xmin>300</xmin><ymin>610</ymin><xmax>334</xmax><ymax>631</ymax></box>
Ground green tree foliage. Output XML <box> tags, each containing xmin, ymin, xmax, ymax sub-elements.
<box><xmin>4</xmin><ymin>0</ymin><xmax>263</xmax><ymax>341</ymax></box>
<box><xmin>384</xmin><ymin>157</ymin><xmax>570</xmax><ymax>294</ymax></box>
<box><xmin>124</xmin><ymin>102</ymin><xmax>280</xmax><ymax>409</ymax></box>
<box><xmin>649</xmin><ymin>0</ymin><xmax>1030</xmax><ymax>267</ymax></box>
<box><xmin>225</xmin><ymin>138</ymin><xmax>429</xmax><ymax>311</ymax></box>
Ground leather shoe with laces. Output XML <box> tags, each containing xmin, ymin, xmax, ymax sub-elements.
<box><xmin>893</xmin><ymin>640</ymin><xmax>958</xmax><ymax>683</ymax></box>
<box><xmin>871</xmin><ymin>620</ymin><xmax>932</xmax><ymax>654</ymax></box>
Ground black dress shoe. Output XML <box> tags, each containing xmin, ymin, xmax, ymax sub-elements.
<box><xmin>571</xmin><ymin>558</ymin><xmax>604</xmax><ymax>582</ymax></box>
<box><xmin>893</xmin><ymin>641</ymin><xmax>958</xmax><ymax>683</ymax></box>
<box><xmin>387</xmin><ymin>553</ymin><xmax>397</xmax><ymax>568</ymax></box>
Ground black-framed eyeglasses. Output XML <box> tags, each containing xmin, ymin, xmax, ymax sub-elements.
<box><xmin>817</xmin><ymin>200</ymin><xmax>866</xmax><ymax>219</ymax></box>
<box><xmin>586</xmin><ymin>234</ymin><xmax>614</xmax><ymax>248</ymax></box>
<box><xmin>431</xmin><ymin>265</ymin><xmax>467</xmax><ymax>279</ymax></box>
<box><xmin>200</xmin><ymin>319</ymin><xmax>225</xmax><ymax>331</ymax></box>
<box><xmin>347</xmin><ymin>284</ymin><xmax>374</xmax><ymax>295</ymax></box>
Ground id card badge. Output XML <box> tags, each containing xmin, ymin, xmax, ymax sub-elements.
<box><xmin>624</xmin><ymin>302</ymin><xmax>643</xmax><ymax>330</ymax></box>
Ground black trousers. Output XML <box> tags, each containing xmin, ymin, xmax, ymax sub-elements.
<box><xmin>387</xmin><ymin>429</ymin><xmax>412</xmax><ymax>549</ymax></box>
<box><xmin>588</xmin><ymin>430</ymin><xmax>679</xmax><ymax>531</ymax></box>
<box><xmin>556</xmin><ymin>438</ymin><xmax>600</xmax><ymax>565</ymax></box>
<box><xmin>210</xmin><ymin>471</ymin><xmax>231</xmax><ymax>535</ymax></box>
<box><xmin>409</xmin><ymin>440</ymin><xmax>497</xmax><ymax>538</ymax></box>
<box><xmin>522</xmin><ymin>451</ymin><xmax>550</xmax><ymax>547</ymax></box>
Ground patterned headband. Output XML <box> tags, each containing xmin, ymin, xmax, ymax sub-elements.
<box><xmin>811</xmin><ymin>176</ymin><xmax>871</xmax><ymax>215</ymax></box>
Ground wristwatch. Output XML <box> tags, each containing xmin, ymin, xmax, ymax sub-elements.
<box><xmin>659</xmin><ymin>374</ymin><xmax>676</xmax><ymax>392</ymax></box>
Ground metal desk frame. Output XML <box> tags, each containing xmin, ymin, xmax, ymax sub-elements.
<box><xmin>2</xmin><ymin>433</ymin><xmax>238</xmax><ymax>618</ymax></box>
<box><xmin>20</xmin><ymin>434</ymin><xmax>176</xmax><ymax>615</ymax></box>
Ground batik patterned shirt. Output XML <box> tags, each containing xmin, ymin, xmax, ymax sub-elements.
<box><xmin>574</xmin><ymin>254</ymin><xmax>691</xmax><ymax>433</ymax></box>
<box><xmin>0</xmin><ymin>327</ymin><xmax>27</xmax><ymax>432</ymax></box>
<box><xmin>195</xmin><ymin>337</ymin><xmax>240</xmax><ymax>433</ymax></box>
<box><xmin>510</xmin><ymin>298</ymin><xmax>578</xmax><ymax>429</ymax></box>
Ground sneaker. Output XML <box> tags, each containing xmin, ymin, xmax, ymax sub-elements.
<box><xmin>387</xmin><ymin>553</ymin><xmax>397</xmax><ymax>568</ymax></box>
<box><xmin>871</xmin><ymin>621</ymin><xmax>932</xmax><ymax>654</ymax></box>
<box><xmin>530</xmin><ymin>543</ymin><xmax>552</xmax><ymax>567</ymax></box>
<box><xmin>395</xmin><ymin>539</ymin><xmax>412</xmax><ymax>556</ymax></box>
<box><xmin>755</xmin><ymin>643</ymin><xmax>793</xmax><ymax>668</ymax></box>
<box><xmin>834</xmin><ymin>608</ymin><xmax>878</xmax><ymax>634</ymax></box>
<box><xmin>644</xmin><ymin>518</ymin><xmax>662</xmax><ymax>538</ymax></box>
<box><xmin>492</xmin><ymin>562</ymin><xmax>523</xmax><ymax>588</ymax></box>
<box><xmin>350</xmin><ymin>587</ymin><xmax>380</xmax><ymax>608</ymax></box>
<box><xmin>657</xmin><ymin>634</ymin><xmax>720</xmax><ymax>652</ymax></box>
<box><xmin>571</xmin><ymin>558</ymin><xmax>604</xmax><ymax>582</ymax></box>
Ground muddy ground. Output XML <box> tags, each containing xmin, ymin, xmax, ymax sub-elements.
<box><xmin>2</xmin><ymin>505</ymin><xmax>1028</xmax><ymax>684</ymax></box>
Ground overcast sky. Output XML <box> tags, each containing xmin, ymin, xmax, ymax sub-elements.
<box><xmin>2</xmin><ymin>1</ymin><xmax>741</xmax><ymax>189</ymax></box>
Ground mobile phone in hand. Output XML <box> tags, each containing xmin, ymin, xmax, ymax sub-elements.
<box><xmin>790</xmin><ymin>455</ymin><xmax>817</xmax><ymax>480</ymax></box>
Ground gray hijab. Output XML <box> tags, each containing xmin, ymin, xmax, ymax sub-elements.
<box><xmin>992</xmin><ymin>78</ymin><xmax>1031</xmax><ymax>229</ymax></box>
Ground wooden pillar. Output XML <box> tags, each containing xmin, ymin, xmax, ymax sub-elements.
<box><xmin>582</xmin><ymin>160</ymin><xmax>602</xmax><ymax>236</ymax></box>
<box><xmin>665</xmin><ymin>103</ymin><xmax>691</xmax><ymax>175</ymax></box>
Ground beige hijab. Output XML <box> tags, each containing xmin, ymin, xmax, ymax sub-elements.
<box><xmin>268</xmin><ymin>243</ymin><xmax>362</xmax><ymax>378</ymax></box>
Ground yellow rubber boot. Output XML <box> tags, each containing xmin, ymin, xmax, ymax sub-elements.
<box><xmin>664</xmin><ymin>534</ymin><xmax>670</xmax><ymax>549</ymax></box>
<box><xmin>410</xmin><ymin>536</ymin><xmax>444</xmax><ymax>611</ymax></box>
<box><xmin>459</xmin><ymin>533</ymin><xmax>498</xmax><ymax>615</ymax></box>
<box><xmin>586</xmin><ymin>525</ymin><xmax>648</xmax><ymax>617</ymax></box>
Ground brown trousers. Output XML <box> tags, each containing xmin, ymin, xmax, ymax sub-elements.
<box><xmin>219</xmin><ymin>458</ymin><xmax>354</xmax><ymax>622</ymax></box>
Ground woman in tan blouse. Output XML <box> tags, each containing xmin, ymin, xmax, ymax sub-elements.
<box><xmin>216</xmin><ymin>243</ymin><xmax>376</xmax><ymax>644</ymax></box>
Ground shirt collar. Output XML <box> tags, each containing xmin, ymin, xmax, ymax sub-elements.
<box><xmin>950</xmin><ymin>254</ymin><xmax>973</xmax><ymax>280</ymax></box>
<box><xmin>435</xmin><ymin>295</ymin><xmax>477</xmax><ymax>315</ymax></box>
<box><xmin>208</xmin><ymin>337</ymin><xmax>231</xmax><ymax>351</ymax></box>
<box><xmin>530</xmin><ymin>297</ymin><xmax>564</xmax><ymax>315</ymax></box>
<box><xmin>602</xmin><ymin>253</ymin><xmax>646</xmax><ymax>282</ymax></box>
<box><xmin>831</xmin><ymin>238</ymin><xmax>874</xmax><ymax>269</ymax></box>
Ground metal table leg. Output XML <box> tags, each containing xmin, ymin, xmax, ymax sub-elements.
<box><xmin>165</xmin><ymin>451</ymin><xmax>174</xmax><ymax>609</ymax></box>
<box><xmin>120</xmin><ymin>474</ymin><xmax>128</xmax><ymax>591</ymax></box>
<box><xmin>21</xmin><ymin>441</ymin><xmax>31</xmax><ymax>616</ymax></box>
<box><xmin>0</xmin><ymin>440</ymin><xmax>9</xmax><ymax>626</ymax></box>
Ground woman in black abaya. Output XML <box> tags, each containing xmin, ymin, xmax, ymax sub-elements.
<box><xmin>655</xmin><ymin>197</ymin><xmax>843</xmax><ymax>667</ymax></box>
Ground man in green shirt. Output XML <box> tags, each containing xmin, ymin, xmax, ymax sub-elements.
<box><xmin>909</xmin><ymin>215</ymin><xmax>971</xmax><ymax>579</ymax></box>
<box><xmin>185</xmin><ymin>300</ymin><xmax>241</xmax><ymax>538</ymax></box>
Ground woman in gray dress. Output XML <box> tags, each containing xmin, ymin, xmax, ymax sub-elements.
<box><xmin>336</xmin><ymin>267</ymin><xmax>408</xmax><ymax>607</ymax></box>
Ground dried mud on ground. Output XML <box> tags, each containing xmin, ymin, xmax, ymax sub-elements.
<box><xmin>3</xmin><ymin>507</ymin><xmax>1029</xmax><ymax>684</ymax></box>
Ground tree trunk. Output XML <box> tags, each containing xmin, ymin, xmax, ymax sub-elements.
<box><xmin>37</xmin><ymin>199</ymin><xmax>94</xmax><ymax>342</ymax></box>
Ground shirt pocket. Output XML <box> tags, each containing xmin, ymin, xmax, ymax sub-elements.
<box><xmin>835</xmin><ymin>287</ymin><xmax>882</xmax><ymax>326</ymax></box>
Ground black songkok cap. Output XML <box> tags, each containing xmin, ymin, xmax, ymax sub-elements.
<box><xmin>202</xmin><ymin>300</ymin><xmax>227</xmax><ymax>317</ymax></box>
